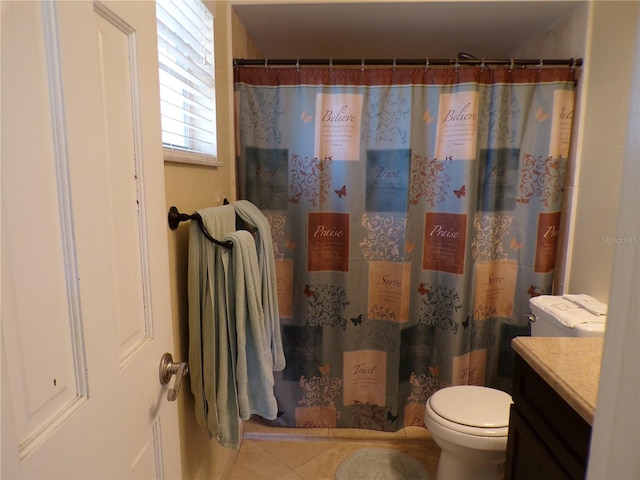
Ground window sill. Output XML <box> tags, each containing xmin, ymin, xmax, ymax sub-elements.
<box><xmin>163</xmin><ymin>150</ymin><xmax>223</xmax><ymax>167</ymax></box>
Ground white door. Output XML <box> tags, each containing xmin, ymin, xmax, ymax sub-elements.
<box><xmin>1</xmin><ymin>1</ymin><xmax>182</xmax><ymax>478</ymax></box>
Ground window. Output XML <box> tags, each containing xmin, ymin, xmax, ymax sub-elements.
<box><xmin>156</xmin><ymin>0</ymin><xmax>218</xmax><ymax>165</ymax></box>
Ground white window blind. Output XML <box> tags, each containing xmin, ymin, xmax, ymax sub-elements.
<box><xmin>156</xmin><ymin>0</ymin><xmax>218</xmax><ymax>165</ymax></box>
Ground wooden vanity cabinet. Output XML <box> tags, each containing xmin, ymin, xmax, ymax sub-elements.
<box><xmin>505</xmin><ymin>354</ymin><xmax>592</xmax><ymax>480</ymax></box>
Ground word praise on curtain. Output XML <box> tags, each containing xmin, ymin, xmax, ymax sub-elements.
<box><xmin>234</xmin><ymin>65</ymin><xmax>576</xmax><ymax>430</ymax></box>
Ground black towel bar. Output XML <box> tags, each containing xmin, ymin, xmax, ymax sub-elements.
<box><xmin>167</xmin><ymin>206</ymin><xmax>234</xmax><ymax>249</ymax></box>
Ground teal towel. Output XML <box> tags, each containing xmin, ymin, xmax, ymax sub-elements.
<box><xmin>188</xmin><ymin>205</ymin><xmax>240</xmax><ymax>448</ymax></box>
<box><xmin>188</xmin><ymin>203</ymin><xmax>282</xmax><ymax>449</ymax></box>
<box><xmin>221</xmin><ymin>230</ymin><xmax>278</xmax><ymax>421</ymax></box>
<box><xmin>232</xmin><ymin>200</ymin><xmax>286</xmax><ymax>372</ymax></box>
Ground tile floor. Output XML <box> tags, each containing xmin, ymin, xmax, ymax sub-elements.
<box><xmin>227</xmin><ymin>418</ymin><xmax>441</xmax><ymax>479</ymax></box>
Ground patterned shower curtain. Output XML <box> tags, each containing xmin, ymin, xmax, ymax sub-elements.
<box><xmin>234</xmin><ymin>65</ymin><xmax>575</xmax><ymax>430</ymax></box>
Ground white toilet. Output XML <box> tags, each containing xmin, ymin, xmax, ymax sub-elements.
<box><xmin>424</xmin><ymin>385</ymin><xmax>512</xmax><ymax>480</ymax></box>
<box><xmin>424</xmin><ymin>294</ymin><xmax>607</xmax><ymax>480</ymax></box>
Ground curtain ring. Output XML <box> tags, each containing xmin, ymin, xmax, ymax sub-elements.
<box><xmin>329</xmin><ymin>58</ymin><xmax>333</xmax><ymax>71</ymax></box>
<box><xmin>454</xmin><ymin>58</ymin><xmax>460</xmax><ymax>72</ymax></box>
<box><xmin>296</xmin><ymin>58</ymin><xmax>300</xmax><ymax>72</ymax></box>
<box><xmin>361</xmin><ymin>58</ymin><xmax>365</xmax><ymax>72</ymax></box>
<box><xmin>481</xmin><ymin>59</ymin><xmax>486</xmax><ymax>70</ymax></box>
<box><xmin>538</xmin><ymin>59</ymin><xmax>544</xmax><ymax>70</ymax></box>
<box><xmin>424</xmin><ymin>58</ymin><xmax>429</xmax><ymax>72</ymax></box>
<box><xmin>264</xmin><ymin>58</ymin><xmax>268</xmax><ymax>69</ymax></box>
<box><xmin>393</xmin><ymin>58</ymin><xmax>397</xmax><ymax>71</ymax></box>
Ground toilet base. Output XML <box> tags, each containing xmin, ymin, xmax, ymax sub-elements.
<box><xmin>436</xmin><ymin>449</ymin><xmax>505</xmax><ymax>480</ymax></box>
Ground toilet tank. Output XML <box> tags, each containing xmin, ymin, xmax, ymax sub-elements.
<box><xmin>529</xmin><ymin>294</ymin><xmax>607</xmax><ymax>338</ymax></box>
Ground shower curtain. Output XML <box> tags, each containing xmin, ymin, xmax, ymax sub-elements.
<box><xmin>234</xmin><ymin>65</ymin><xmax>575</xmax><ymax>430</ymax></box>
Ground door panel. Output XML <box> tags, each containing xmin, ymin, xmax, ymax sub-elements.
<box><xmin>1</xmin><ymin>0</ymin><xmax>89</xmax><ymax>461</ymax></box>
<box><xmin>1</xmin><ymin>1</ymin><xmax>181</xmax><ymax>478</ymax></box>
<box><xmin>93</xmin><ymin>2</ymin><xmax>151</xmax><ymax>364</ymax></box>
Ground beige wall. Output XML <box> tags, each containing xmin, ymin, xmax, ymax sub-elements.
<box><xmin>512</xmin><ymin>1</ymin><xmax>639</xmax><ymax>306</ymax></box>
<box><xmin>165</xmin><ymin>162</ymin><xmax>233</xmax><ymax>480</ymax></box>
<box><xmin>164</xmin><ymin>2</ymin><xmax>260</xmax><ymax>478</ymax></box>
<box><xmin>566</xmin><ymin>1</ymin><xmax>639</xmax><ymax>304</ymax></box>
<box><xmin>509</xmin><ymin>2</ymin><xmax>589</xmax><ymax>298</ymax></box>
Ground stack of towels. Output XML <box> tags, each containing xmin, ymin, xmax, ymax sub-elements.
<box><xmin>188</xmin><ymin>200</ymin><xmax>285</xmax><ymax>448</ymax></box>
<box><xmin>530</xmin><ymin>294</ymin><xmax>607</xmax><ymax>328</ymax></box>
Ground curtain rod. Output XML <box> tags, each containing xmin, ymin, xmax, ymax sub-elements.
<box><xmin>234</xmin><ymin>57</ymin><xmax>583</xmax><ymax>68</ymax></box>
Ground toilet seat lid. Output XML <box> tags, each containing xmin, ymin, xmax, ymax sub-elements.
<box><xmin>430</xmin><ymin>386</ymin><xmax>512</xmax><ymax>428</ymax></box>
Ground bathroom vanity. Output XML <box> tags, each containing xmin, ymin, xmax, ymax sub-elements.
<box><xmin>505</xmin><ymin>337</ymin><xmax>602</xmax><ymax>480</ymax></box>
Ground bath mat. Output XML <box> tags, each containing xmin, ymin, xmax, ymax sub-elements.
<box><xmin>334</xmin><ymin>447</ymin><xmax>430</xmax><ymax>480</ymax></box>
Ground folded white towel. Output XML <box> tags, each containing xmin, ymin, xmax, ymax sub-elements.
<box><xmin>562</xmin><ymin>294</ymin><xmax>608</xmax><ymax>316</ymax></box>
<box><xmin>530</xmin><ymin>295</ymin><xmax>605</xmax><ymax>328</ymax></box>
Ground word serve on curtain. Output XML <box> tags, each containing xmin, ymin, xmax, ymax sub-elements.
<box><xmin>234</xmin><ymin>66</ymin><xmax>575</xmax><ymax>430</ymax></box>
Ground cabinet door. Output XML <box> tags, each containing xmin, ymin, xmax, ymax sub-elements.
<box><xmin>508</xmin><ymin>355</ymin><xmax>590</xmax><ymax>479</ymax></box>
<box><xmin>505</xmin><ymin>407</ymin><xmax>573</xmax><ymax>480</ymax></box>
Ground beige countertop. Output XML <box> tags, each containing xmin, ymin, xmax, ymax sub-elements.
<box><xmin>511</xmin><ymin>337</ymin><xmax>603</xmax><ymax>425</ymax></box>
